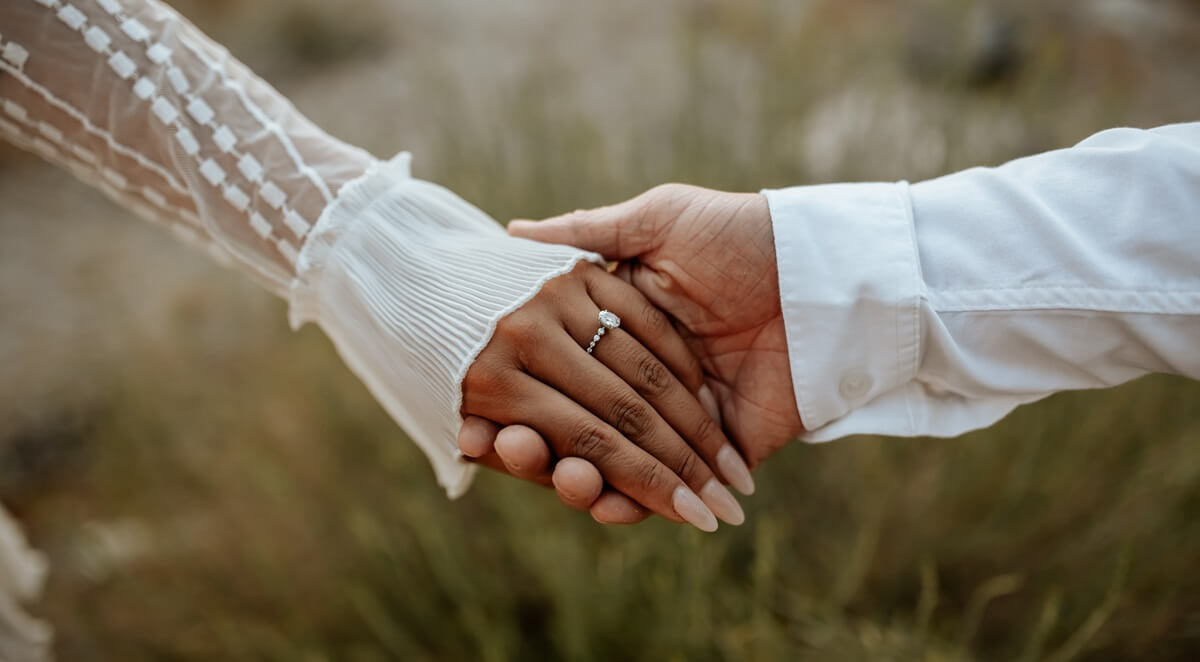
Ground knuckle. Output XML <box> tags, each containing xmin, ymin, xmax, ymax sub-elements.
<box><xmin>538</xmin><ymin>269</ymin><xmax>573</xmax><ymax>295</ymax></box>
<box><xmin>494</xmin><ymin>311</ymin><xmax>542</xmax><ymax>344</ymax></box>
<box><xmin>462</xmin><ymin>359</ymin><xmax>498</xmax><ymax>392</ymax></box>
<box><xmin>559</xmin><ymin>209</ymin><xmax>603</xmax><ymax>239</ymax></box>
<box><xmin>565</xmin><ymin>209</ymin><xmax>594</xmax><ymax>226</ymax></box>
<box><xmin>636</xmin><ymin>355</ymin><xmax>672</xmax><ymax>396</ymax></box>
<box><xmin>567</xmin><ymin>421</ymin><xmax>614</xmax><ymax>461</ymax></box>
<box><xmin>460</xmin><ymin>361</ymin><xmax>510</xmax><ymax>411</ymax></box>
<box><xmin>649</xmin><ymin>182</ymin><xmax>689</xmax><ymax>199</ymax></box>
<box><xmin>673</xmin><ymin>451</ymin><xmax>701</xmax><ymax>483</ymax></box>
<box><xmin>692</xmin><ymin>413</ymin><xmax>720</xmax><ymax>445</ymax></box>
<box><xmin>512</xmin><ymin>330</ymin><xmax>551</xmax><ymax>368</ymax></box>
<box><xmin>680</xmin><ymin>354</ymin><xmax>705</xmax><ymax>390</ymax></box>
<box><xmin>492</xmin><ymin>313</ymin><xmax>523</xmax><ymax>341</ymax></box>
<box><xmin>608</xmin><ymin>396</ymin><xmax>654</xmax><ymax>441</ymax></box>
<box><xmin>632</xmin><ymin>460</ymin><xmax>665</xmax><ymax>495</ymax></box>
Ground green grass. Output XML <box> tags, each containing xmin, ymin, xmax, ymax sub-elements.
<box><xmin>8</xmin><ymin>1</ymin><xmax>1200</xmax><ymax>660</ymax></box>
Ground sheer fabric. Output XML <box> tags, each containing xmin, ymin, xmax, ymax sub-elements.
<box><xmin>1</xmin><ymin>0</ymin><xmax>377</xmax><ymax>292</ymax></box>
<box><xmin>1</xmin><ymin>1</ymin><xmax>600</xmax><ymax>654</ymax></box>
<box><xmin>1</xmin><ymin>0</ymin><xmax>601</xmax><ymax>490</ymax></box>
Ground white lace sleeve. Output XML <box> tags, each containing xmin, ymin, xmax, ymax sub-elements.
<box><xmin>0</xmin><ymin>0</ymin><xmax>600</xmax><ymax>495</ymax></box>
<box><xmin>0</xmin><ymin>0</ymin><xmax>377</xmax><ymax>292</ymax></box>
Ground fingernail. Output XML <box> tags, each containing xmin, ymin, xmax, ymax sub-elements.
<box><xmin>700</xmin><ymin>478</ymin><xmax>745</xmax><ymax>526</ymax></box>
<box><xmin>698</xmin><ymin>384</ymin><xmax>722</xmax><ymax>425</ymax></box>
<box><xmin>673</xmin><ymin>486</ymin><xmax>718</xmax><ymax>533</ymax></box>
<box><xmin>717</xmin><ymin>444</ymin><xmax>756</xmax><ymax>496</ymax></box>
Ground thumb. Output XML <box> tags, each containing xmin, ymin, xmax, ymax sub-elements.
<box><xmin>508</xmin><ymin>195</ymin><xmax>658</xmax><ymax>260</ymax></box>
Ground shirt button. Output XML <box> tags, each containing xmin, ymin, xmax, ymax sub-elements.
<box><xmin>839</xmin><ymin>370</ymin><xmax>873</xmax><ymax>400</ymax></box>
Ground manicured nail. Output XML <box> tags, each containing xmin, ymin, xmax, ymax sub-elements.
<box><xmin>700</xmin><ymin>478</ymin><xmax>745</xmax><ymax>526</ymax></box>
<box><xmin>672</xmin><ymin>486</ymin><xmax>718</xmax><ymax>533</ymax></box>
<box><xmin>698</xmin><ymin>384</ymin><xmax>722</xmax><ymax>425</ymax></box>
<box><xmin>717</xmin><ymin>444</ymin><xmax>756</xmax><ymax>496</ymax></box>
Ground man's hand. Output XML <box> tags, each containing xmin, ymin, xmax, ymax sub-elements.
<box><xmin>510</xmin><ymin>184</ymin><xmax>804</xmax><ymax>467</ymax></box>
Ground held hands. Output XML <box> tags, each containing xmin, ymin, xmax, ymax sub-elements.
<box><xmin>514</xmin><ymin>184</ymin><xmax>804</xmax><ymax>461</ymax></box>
<box><xmin>455</xmin><ymin>261</ymin><xmax>749</xmax><ymax>531</ymax></box>
<box><xmin>459</xmin><ymin>184</ymin><xmax>805</xmax><ymax>529</ymax></box>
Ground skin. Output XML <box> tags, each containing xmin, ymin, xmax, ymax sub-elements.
<box><xmin>463</xmin><ymin>184</ymin><xmax>807</xmax><ymax>524</ymax></box>
<box><xmin>458</xmin><ymin>260</ymin><xmax>747</xmax><ymax>528</ymax></box>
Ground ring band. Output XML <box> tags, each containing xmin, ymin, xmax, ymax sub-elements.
<box><xmin>586</xmin><ymin>310</ymin><xmax>621</xmax><ymax>354</ymax></box>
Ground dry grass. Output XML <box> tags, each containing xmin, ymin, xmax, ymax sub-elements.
<box><xmin>2</xmin><ymin>0</ymin><xmax>1199</xmax><ymax>659</ymax></box>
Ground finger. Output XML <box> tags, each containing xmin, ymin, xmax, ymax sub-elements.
<box><xmin>611</xmin><ymin>260</ymin><xmax>635</xmax><ymax>285</ymax></box>
<box><xmin>508</xmin><ymin>194</ymin><xmax>657</xmax><ymax>259</ymax></box>
<box><xmin>458</xmin><ymin>416</ymin><xmax>500</xmax><ymax>458</ymax></box>
<box><xmin>604</xmin><ymin>265</ymin><xmax>723</xmax><ymax>427</ymax></box>
<box><xmin>462</xmin><ymin>450</ymin><xmax>508</xmax><ymax>474</ymax></box>
<box><xmin>529</xmin><ymin>330</ymin><xmax>743</xmax><ymax>527</ymax></box>
<box><xmin>494</xmin><ymin>425</ymin><xmax>552</xmax><ymax>480</ymax></box>
<box><xmin>568</xmin><ymin>292</ymin><xmax>755</xmax><ymax>497</ymax></box>
<box><xmin>590</xmin><ymin>490</ymin><xmax>652</xmax><ymax>524</ymax></box>
<box><xmin>551</xmin><ymin>457</ymin><xmax>604</xmax><ymax>510</ymax></box>
<box><xmin>584</xmin><ymin>269</ymin><xmax>703</xmax><ymax>392</ymax></box>
<box><xmin>471</xmin><ymin>374</ymin><xmax>718</xmax><ymax>531</ymax></box>
<box><xmin>463</xmin><ymin>448</ymin><xmax>617</xmax><ymax>517</ymax></box>
<box><xmin>474</xmin><ymin>426</ymin><xmax>610</xmax><ymax>512</ymax></box>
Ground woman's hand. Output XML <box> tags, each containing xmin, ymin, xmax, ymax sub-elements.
<box><xmin>510</xmin><ymin>186</ymin><xmax>804</xmax><ymax>466</ymax></box>
<box><xmin>458</xmin><ymin>416</ymin><xmax>654</xmax><ymax>524</ymax></box>
<box><xmin>457</xmin><ymin>262</ymin><xmax>748</xmax><ymax>530</ymax></box>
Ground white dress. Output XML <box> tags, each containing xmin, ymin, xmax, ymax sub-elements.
<box><xmin>0</xmin><ymin>1</ymin><xmax>600</xmax><ymax>656</ymax></box>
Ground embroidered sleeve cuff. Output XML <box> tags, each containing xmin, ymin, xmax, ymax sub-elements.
<box><xmin>763</xmin><ymin>181</ymin><xmax>923</xmax><ymax>438</ymax></box>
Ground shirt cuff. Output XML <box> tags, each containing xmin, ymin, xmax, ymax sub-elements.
<box><xmin>763</xmin><ymin>181</ymin><xmax>923</xmax><ymax>439</ymax></box>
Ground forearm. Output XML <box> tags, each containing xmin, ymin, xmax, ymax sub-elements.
<box><xmin>0</xmin><ymin>0</ymin><xmax>601</xmax><ymax>496</ymax></box>
<box><xmin>766</xmin><ymin>123</ymin><xmax>1200</xmax><ymax>440</ymax></box>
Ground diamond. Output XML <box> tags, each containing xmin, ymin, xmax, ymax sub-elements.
<box><xmin>598</xmin><ymin>310</ymin><xmax>620</xmax><ymax>329</ymax></box>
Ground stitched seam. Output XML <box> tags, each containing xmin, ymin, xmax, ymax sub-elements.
<box><xmin>0</xmin><ymin>59</ymin><xmax>190</xmax><ymax>196</ymax></box>
<box><xmin>0</xmin><ymin>29</ymin><xmax>203</xmax><ymax>227</ymax></box>
<box><xmin>0</xmin><ymin>105</ymin><xmax>231</xmax><ymax>263</ymax></box>
<box><xmin>896</xmin><ymin>181</ymin><xmax>921</xmax><ymax>434</ymax></box>
<box><xmin>930</xmin><ymin>292</ymin><xmax>1200</xmax><ymax>314</ymax></box>
<box><xmin>174</xmin><ymin>27</ymin><xmax>335</xmax><ymax>204</ymax></box>
<box><xmin>764</xmin><ymin>192</ymin><xmax>819</xmax><ymax>431</ymax></box>
<box><xmin>936</xmin><ymin>285</ymin><xmax>1200</xmax><ymax>293</ymax></box>
<box><xmin>0</xmin><ymin>92</ymin><xmax>190</xmax><ymax>226</ymax></box>
<box><xmin>105</xmin><ymin>0</ymin><xmax>307</xmax><ymax>256</ymax></box>
<box><xmin>42</xmin><ymin>0</ymin><xmax>312</xmax><ymax>263</ymax></box>
<box><xmin>937</xmin><ymin>305</ymin><xmax>1200</xmax><ymax>316</ymax></box>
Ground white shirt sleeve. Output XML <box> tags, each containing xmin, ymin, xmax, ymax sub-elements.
<box><xmin>764</xmin><ymin>123</ymin><xmax>1200</xmax><ymax>441</ymax></box>
<box><xmin>0</xmin><ymin>0</ymin><xmax>599</xmax><ymax>496</ymax></box>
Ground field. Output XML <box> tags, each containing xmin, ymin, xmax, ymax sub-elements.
<box><xmin>1</xmin><ymin>0</ymin><xmax>1199</xmax><ymax>659</ymax></box>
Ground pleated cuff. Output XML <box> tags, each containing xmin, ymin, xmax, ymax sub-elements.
<box><xmin>289</xmin><ymin>153</ymin><xmax>601</xmax><ymax>496</ymax></box>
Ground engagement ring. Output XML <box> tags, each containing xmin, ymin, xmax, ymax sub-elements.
<box><xmin>586</xmin><ymin>310</ymin><xmax>621</xmax><ymax>354</ymax></box>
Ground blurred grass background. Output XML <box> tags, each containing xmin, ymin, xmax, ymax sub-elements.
<box><xmin>1</xmin><ymin>0</ymin><xmax>1199</xmax><ymax>659</ymax></box>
